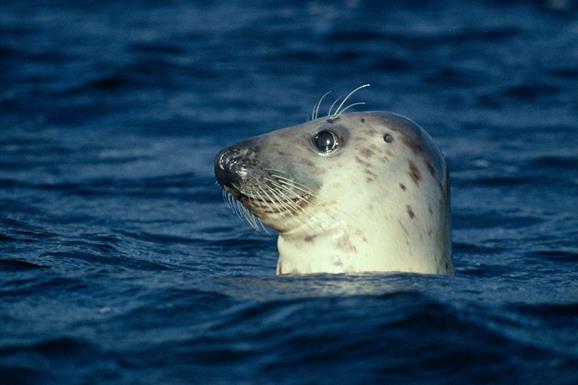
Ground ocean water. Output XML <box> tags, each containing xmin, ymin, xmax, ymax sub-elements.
<box><xmin>1</xmin><ymin>1</ymin><xmax>578</xmax><ymax>384</ymax></box>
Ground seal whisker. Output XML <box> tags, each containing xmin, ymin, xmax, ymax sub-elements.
<box><xmin>327</xmin><ymin>95</ymin><xmax>343</xmax><ymax>118</ymax></box>
<box><xmin>263</xmin><ymin>176</ymin><xmax>309</xmax><ymax>212</ymax></box>
<box><xmin>266</xmin><ymin>172</ymin><xmax>355</xmax><ymax>231</ymax></box>
<box><xmin>269</xmin><ymin>190</ymin><xmax>303</xmax><ymax>223</ymax></box>
<box><xmin>222</xmin><ymin>190</ymin><xmax>230</xmax><ymax>210</ymax></box>
<box><xmin>312</xmin><ymin>90</ymin><xmax>332</xmax><ymax>120</ymax></box>
<box><xmin>228</xmin><ymin>191</ymin><xmax>243</xmax><ymax>219</ymax></box>
<box><xmin>335</xmin><ymin>102</ymin><xmax>366</xmax><ymax>117</ymax></box>
<box><xmin>239</xmin><ymin>182</ymin><xmax>296</xmax><ymax>233</ymax></box>
<box><xmin>267</xmin><ymin>173</ymin><xmax>315</xmax><ymax>197</ymax></box>
<box><xmin>257</xmin><ymin>184</ymin><xmax>285</xmax><ymax>215</ymax></box>
<box><xmin>264</xmin><ymin>177</ymin><xmax>309</xmax><ymax>215</ymax></box>
<box><xmin>241</xmin><ymin>202</ymin><xmax>261</xmax><ymax>231</ymax></box>
<box><xmin>263</xmin><ymin>177</ymin><xmax>328</xmax><ymax>233</ymax></box>
<box><xmin>223</xmin><ymin>185</ymin><xmax>264</xmax><ymax>231</ymax></box>
<box><xmin>263</xmin><ymin>174</ymin><xmax>348</xmax><ymax>234</ymax></box>
<box><xmin>251</xmin><ymin>188</ymin><xmax>271</xmax><ymax>233</ymax></box>
<box><xmin>261</xmin><ymin>178</ymin><xmax>303</xmax><ymax>214</ymax></box>
<box><xmin>263</xmin><ymin>169</ymin><xmax>313</xmax><ymax>193</ymax></box>
<box><xmin>232</xmin><ymin>198</ymin><xmax>245</xmax><ymax>222</ymax></box>
<box><xmin>234</xmin><ymin>199</ymin><xmax>248</xmax><ymax>225</ymax></box>
<box><xmin>258</xmin><ymin>181</ymin><xmax>319</xmax><ymax>233</ymax></box>
<box><xmin>270</xmin><ymin>180</ymin><xmax>313</xmax><ymax>201</ymax></box>
<box><xmin>333</xmin><ymin>84</ymin><xmax>370</xmax><ymax>117</ymax></box>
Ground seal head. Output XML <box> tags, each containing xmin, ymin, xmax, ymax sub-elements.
<box><xmin>215</xmin><ymin>112</ymin><xmax>452</xmax><ymax>275</ymax></box>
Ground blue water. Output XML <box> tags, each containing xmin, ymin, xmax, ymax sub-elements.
<box><xmin>1</xmin><ymin>1</ymin><xmax>578</xmax><ymax>384</ymax></box>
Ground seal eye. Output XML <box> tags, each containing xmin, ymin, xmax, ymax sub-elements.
<box><xmin>314</xmin><ymin>130</ymin><xmax>338</xmax><ymax>153</ymax></box>
<box><xmin>383</xmin><ymin>133</ymin><xmax>393</xmax><ymax>143</ymax></box>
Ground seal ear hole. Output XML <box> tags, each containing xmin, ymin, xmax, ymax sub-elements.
<box><xmin>383</xmin><ymin>133</ymin><xmax>394</xmax><ymax>143</ymax></box>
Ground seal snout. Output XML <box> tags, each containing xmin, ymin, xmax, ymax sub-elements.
<box><xmin>214</xmin><ymin>148</ymin><xmax>242</xmax><ymax>190</ymax></box>
<box><xmin>214</xmin><ymin>142</ymin><xmax>259</xmax><ymax>191</ymax></box>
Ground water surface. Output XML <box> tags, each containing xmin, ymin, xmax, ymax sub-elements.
<box><xmin>1</xmin><ymin>1</ymin><xmax>578</xmax><ymax>384</ymax></box>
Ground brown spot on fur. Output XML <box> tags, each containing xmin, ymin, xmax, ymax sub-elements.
<box><xmin>354</xmin><ymin>229</ymin><xmax>368</xmax><ymax>244</ymax></box>
<box><xmin>399</xmin><ymin>183</ymin><xmax>406</xmax><ymax>191</ymax></box>
<box><xmin>304</xmin><ymin>235</ymin><xmax>316</xmax><ymax>243</ymax></box>
<box><xmin>337</xmin><ymin>235</ymin><xmax>357</xmax><ymax>253</ymax></box>
<box><xmin>365</xmin><ymin>168</ymin><xmax>377</xmax><ymax>178</ymax></box>
<box><xmin>406</xmin><ymin>205</ymin><xmax>416</xmax><ymax>219</ymax></box>
<box><xmin>360</xmin><ymin>118</ymin><xmax>366</xmax><ymax>123</ymax></box>
<box><xmin>355</xmin><ymin>156</ymin><xmax>371</xmax><ymax>167</ymax></box>
<box><xmin>366</xmin><ymin>171</ymin><xmax>377</xmax><ymax>182</ymax></box>
<box><xmin>401</xmin><ymin>134</ymin><xmax>424</xmax><ymax>156</ymax></box>
<box><xmin>359</xmin><ymin>147</ymin><xmax>375</xmax><ymax>159</ymax></box>
<box><xmin>408</xmin><ymin>160</ymin><xmax>421</xmax><ymax>185</ymax></box>
<box><xmin>386</xmin><ymin>150</ymin><xmax>394</xmax><ymax>157</ymax></box>
<box><xmin>302</xmin><ymin>158</ymin><xmax>317</xmax><ymax>169</ymax></box>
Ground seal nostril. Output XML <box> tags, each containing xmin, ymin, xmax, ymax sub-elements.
<box><xmin>214</xmin><ymin>148</ymin><xmax>244</xmax><ymax>187</ymax></box>
<box><xmin>214</xmin><ymin>150</ymin><xmax>230</xmax><ymax>181</ymax></box>
<box><xmin>217</xmin><ymin>150</ymin><xmax>228</xmax><ymax>170</ymax></box>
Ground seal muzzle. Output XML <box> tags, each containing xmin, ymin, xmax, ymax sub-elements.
<box><xmin>214</xmin><ymin>140</ymin><xmax>261</xmax><ymax>194</ymax></box>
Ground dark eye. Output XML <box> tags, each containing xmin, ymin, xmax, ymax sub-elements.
<box><xmin>314</xmin><ymin>130</ymin><xmax>338</xmax><ymax>153</ymax></box>
<box><xmin>383</xmin><ymin>133</ymin><xmax>393</xmax><ymax>143</ymax></box>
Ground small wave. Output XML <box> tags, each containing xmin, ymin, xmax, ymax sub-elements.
<box><xmin>129</xmin><ymin>41</ymin><xmax>187</xmax><ymax>55</ymax></box>
<box><xmin>376</xmin><ymin>26</ymin><xmax>521</xmax><ymax>46</ymax></box>
<box><xmin>528</xmin><ymin>250</ymin><xmax>578</xmax><ymax>263</ymax></box>
<box><xmin>453</xmin><ymin>210</ymin><xmax>543</xmax><ymax>229</ymax></box>
<box><xmin>0</xmin><ymin>336</ymin><xmax>95</xmax><ymax>357</ymax></box>
<box><xmin>0</xmin><ymin>259</ymin><xmax>48</xmax><ymax>271</ymax></box>
<box><xmin>504</xmin><ymin>83</ymin><xmax>562</xmax><ymax>101</ymax></box>
<box><xmin>461</xmin><ymin>176</ymin><xmax>536</xmax><ymax>187</ymax></box>
<box><xmin>41</xmin><ymin>250</ymin><xmax>172</xmax><ymax>272</ymax></box>
<box><xmin>525</xmin><ymin>156</ymin><xmax>578</xmax><ymax>171</ymax></box>
<box><xmin>549</xmin><ymin>67</ymin><xmax>578</xmax><ymax>80</ymax></box>
<box><xmin>453</xmin><ymin>242</ymin><xmax>502</xmax><ymax>255</ymax></box>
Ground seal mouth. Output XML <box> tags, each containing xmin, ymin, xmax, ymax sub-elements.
<box><xmin>245</xmin><ymin>192</ymin><xmax>311</xmax><ymax>216</ymax></box>
<box><xmin>218</xmin><ymin>175</ymin><xmax>314</xmax><ymax>234</ymax></box>
<box><xmin>223</xmin><ymin>183</ymin><xmax>310</xmax><ymax>217</ymax></box>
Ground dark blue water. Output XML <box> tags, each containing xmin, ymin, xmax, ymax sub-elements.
<box><xmin>1</xmin><ymin>1</ymin><xmax>578</xmax><ymax>384</ymax></box>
